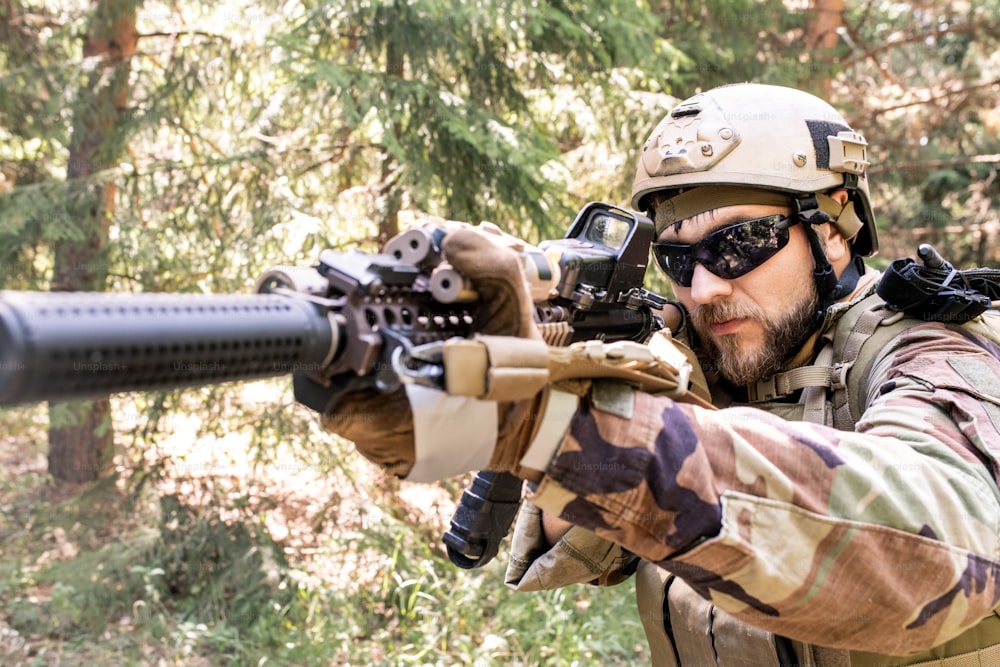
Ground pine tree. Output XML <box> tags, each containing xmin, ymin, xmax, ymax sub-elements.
<box><xmin>277</xmin><ymin>0</ymin><xmax>684</xmax><ymax>241</ymax></box>
<box><xmin>43</xmin><ymin>1</ymin><xmax>139</xmax><ymax>483</ymax></box>
<box><xmin>833</xmin><ymin>0</ymin><xmax>1000</xmax><ymax>266</ymax></box>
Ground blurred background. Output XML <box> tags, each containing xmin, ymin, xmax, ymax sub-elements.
<box><xmin>1</xmin><ymin>0</ymin><xmax>998</xmax><ymax>664</ymax></box>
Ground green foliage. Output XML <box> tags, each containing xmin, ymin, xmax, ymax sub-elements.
<box><xmin>835</xmin><ymin>0</ymin><xmax>1000</xmax><ymax>265</ymax></box>
<box><xmin>281</xmin><ymin>0</ymin><xmax>684</xmax><ymax>238</ymax></box>
<box><xmin>0</xmin><ymin>452</ymin><xmax>647</xmax><ymax>665</ymax></box>
<box><xmin>654</xmin><ymin>0</ymin><xmax>799</xmax><ymax>89</ymax></box>
<box><xmin>310</xmin><ymin>512</ymin><xmax>648</xmax><ymax>666</ymax></box>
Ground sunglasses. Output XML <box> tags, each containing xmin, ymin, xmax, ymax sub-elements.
<box><xmin>652</xmin><ymin>214</ymin><xmax>797</xmax><ymax>287</ymax></box>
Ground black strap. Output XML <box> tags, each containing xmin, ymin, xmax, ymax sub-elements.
<box><xmin>876</xmin><ymin>244</ymin><xmax>999</xmax><ymax>323</ymax></box>
<box><xmin>794</xmin><ymin>195</ymin><xmax>839</xmax><ymax>326</ymax></box>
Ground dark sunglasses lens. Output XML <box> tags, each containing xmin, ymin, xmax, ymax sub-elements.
<box><xmin>654</xmin><ymin>215</ymin><xmax>791</xmax><ymax>287</ymax></box>
<box><xmin>698</xmin><ymin>216</ymin><xmax>790</xmax><ymax>280</ymax></box>
<box><xmin>654</xmin><ymin>245</ymin><xmax>695</xmax><ymax>285</ymax></box>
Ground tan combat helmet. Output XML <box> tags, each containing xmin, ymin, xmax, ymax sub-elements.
<box><xmin>631</xmin><ymin>83</ymin><xmax>878</xmax><ymax>257</ymax></box>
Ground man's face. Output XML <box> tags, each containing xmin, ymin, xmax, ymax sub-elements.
<box><xmin>656</xmin><ymin>204</ymin><xmax>819</xmax><ymax>386</ymax></box>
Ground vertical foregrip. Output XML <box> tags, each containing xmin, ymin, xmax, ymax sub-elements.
<box><xmin>0</xmin><ymin>291</ymin><xmax>336</xmax><ymax>406</ymax></box>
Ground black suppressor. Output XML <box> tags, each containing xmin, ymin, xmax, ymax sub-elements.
<box><xmin>0</xmin><ymin>291</ymin><xmax>336</xmax><ymax>406</ymax></box>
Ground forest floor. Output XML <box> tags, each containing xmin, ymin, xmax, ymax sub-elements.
<box><xmin>0</xmin><ymin>401</ymin><xmax>648</xmax><ymax>666</ymax></box>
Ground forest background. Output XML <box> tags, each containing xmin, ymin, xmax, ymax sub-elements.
<box><xmin>0</xmin><ymin>0</ymin><xmax>998</xmax><ymax>664</ymax></box>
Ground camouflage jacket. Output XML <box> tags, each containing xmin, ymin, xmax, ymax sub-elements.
<box><xmin>509</xmin><ymin>270</ymin><xmax>1000</xmax><ymax>658</ymax></box>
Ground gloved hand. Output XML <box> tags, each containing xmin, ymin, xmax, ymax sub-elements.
<box><xmin>320</xmin><ymin>385</ymin><xmax>416</xmax><ymax>477</ymax></box>
<box><xmin>321</xmin><ymin>225</ymin><xmax>546</xmax><ymax>479</ymax></box>
<box><xmin>444</xmin><ymin>228</ymin><xmax>549</xmax><ymax>476</ymax></box>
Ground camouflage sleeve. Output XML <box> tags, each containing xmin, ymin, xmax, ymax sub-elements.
<box><xmin>526</xmin><ymin>322</ymin><xmax>1000</xmax><ymax>656</ymax></box>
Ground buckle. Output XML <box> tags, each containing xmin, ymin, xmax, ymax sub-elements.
<box><xmin>830</xmin><ymin>361</ymin><xmax>853</xmax><ymax>391</ymax></box>
<box><xmin>748</xmin><ymin>376</ymin><xmax>781</xmax><ymax>403</ymax></box>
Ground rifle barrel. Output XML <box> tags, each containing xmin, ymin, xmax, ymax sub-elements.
<box><xmin>0</xmin><ymin>291</ymin><xmax>336</xmax><ymax>407</ymax></box>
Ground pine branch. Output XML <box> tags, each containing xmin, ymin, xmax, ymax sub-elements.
<box><xmin>138</xmin><ymin>30</ymin><xmax>229</xmax><ymax>41</ymax></box>
<box><xmin>853</xmin><ymin>0</ymin><xmax>876</xmax><ymax>37</ymax></box>
<box><xmin>869</xmin><ymin>79</ymin><xmax>1000</xmax><ymax>116</ymax></box>
<box><xmin>839</xmin><ymin>17</ymin><xmax>904</xmax><ymax>90</ymax></box>
<box><xmin>294</xmin><ymin>143</ymin><xmax>373</xmax><ymax>177</ymax></box>
<box><xmin>165</xmin><ymin>118</ymin><xmax>225</xmax><ymax>161</ymax></box>
<box><xmin>4</xmin><ymin>7</ymin><xmax>65</xmax><ymax>32</ymax></box>
<box><xmin>868</xmin><ymin>154</ymin><xmax>1000</xmax><ymax>174</ymax></box>
<box><xmin>886</xmin><ymin>221</ymin><xmax>1000</xmax><ymax>237</ymax></box>
<box><xmin>839</xmin><ymin>22</ymin><xmax>990</xmax><ymax>68</ymax></box>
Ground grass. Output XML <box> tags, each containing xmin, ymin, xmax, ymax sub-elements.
<box><xmin>0</xmin><ymin>399</ymin><xmax>649</xmax><ymax>666</ymax></box>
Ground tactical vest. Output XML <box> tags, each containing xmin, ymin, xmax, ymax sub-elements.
<box><xmin>635</xmin><ymin>290</ymin><xmax>1000</xmax><ymax>667</ymax></box>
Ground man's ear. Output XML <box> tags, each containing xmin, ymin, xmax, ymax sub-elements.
<box><xmin>828</xmin><ymin>189</ymin><xmax>850</xmax><ymax>206</ymax></box>
<box><xmin>819</xmin><ymin>214</ymin><xmax>851</xmax><ymax>267</ymax></box>
<box><xmin>820</xmin><ymin>188</ymin><xmax>852</xmax><ymax>268</ymax></box>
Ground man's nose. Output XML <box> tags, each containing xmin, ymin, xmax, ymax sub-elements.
<box><xmin>688</xmin><ymin>263</ymin><xmax>733</xmax><ymax>304</ymax></box>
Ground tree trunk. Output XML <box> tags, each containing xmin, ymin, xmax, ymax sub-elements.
<box><xmin>377</xmin><ymin>15</ymin><xmax>403</xmax><ymax>243</ymax></box>
<box><xmin>47</xmin><ymin>0</ymin><xmax>139</xmax><ymax>484</ymax></box>
<box><xmin>806</xmin><ymin>0</ymin><xmax>844</xmax><ymax>98</ymax></box>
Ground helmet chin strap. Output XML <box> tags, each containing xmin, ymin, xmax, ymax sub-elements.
<box><xmin>794</xmin><ymin>195</ymin><xmax>864</xmax><ymax>326</ymax></box>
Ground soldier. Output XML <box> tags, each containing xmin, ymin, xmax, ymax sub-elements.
<box><xmin>326</xmin><ymin>83</ymin><xmax>1000</xmax><ymax>666</ymax></box>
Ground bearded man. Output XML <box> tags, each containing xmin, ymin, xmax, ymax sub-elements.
<box><xmin>328</xmin><ymin>84</ymin><xmax>1000</xmax><ymax>667</ymax></box>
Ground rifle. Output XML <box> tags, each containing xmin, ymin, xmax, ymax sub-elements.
<box><xmin>0</xmin><ymin>201</ymin><xmax>669</xmax><ymax>568</ymax></box>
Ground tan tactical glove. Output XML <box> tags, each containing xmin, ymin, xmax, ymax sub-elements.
<box><xmin>320</xmin><ymin>386</ymin><xmax>416</xmax><ymax>476</ymax></box>
<box><xmin>321</xmin><ymin>226</ymin><xmax>546</xmax><ymax>478</ymax></box>
<box><xmin>442</xmin><ymin>229</ymin><xmax>549</xmax><ymax>475</ymax></box>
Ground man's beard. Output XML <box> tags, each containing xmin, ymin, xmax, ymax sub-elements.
<box><xmin>691</xmin><ymin>285</ymin><xmax>819</xmax><ymax>387</ymax></box>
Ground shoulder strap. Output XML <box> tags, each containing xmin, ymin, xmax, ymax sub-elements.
<box><xmin>835</xmin><ymin>298</ymin><xmax>1000</xmax><ymax>430</ymax></box>
<box><xmin>780</xmin><ymin>293</ymin><xmax>915</xmax><ymax>429</ymax></box>
<box><xmin>829</xmin><ymin>293</ymin><xmax>913</xmax><ymax>430</ymax></box>
<box><xmin>747</xmin><ymin>291</ymin><xmax>999</xmax><ymax>429</ymax></box>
